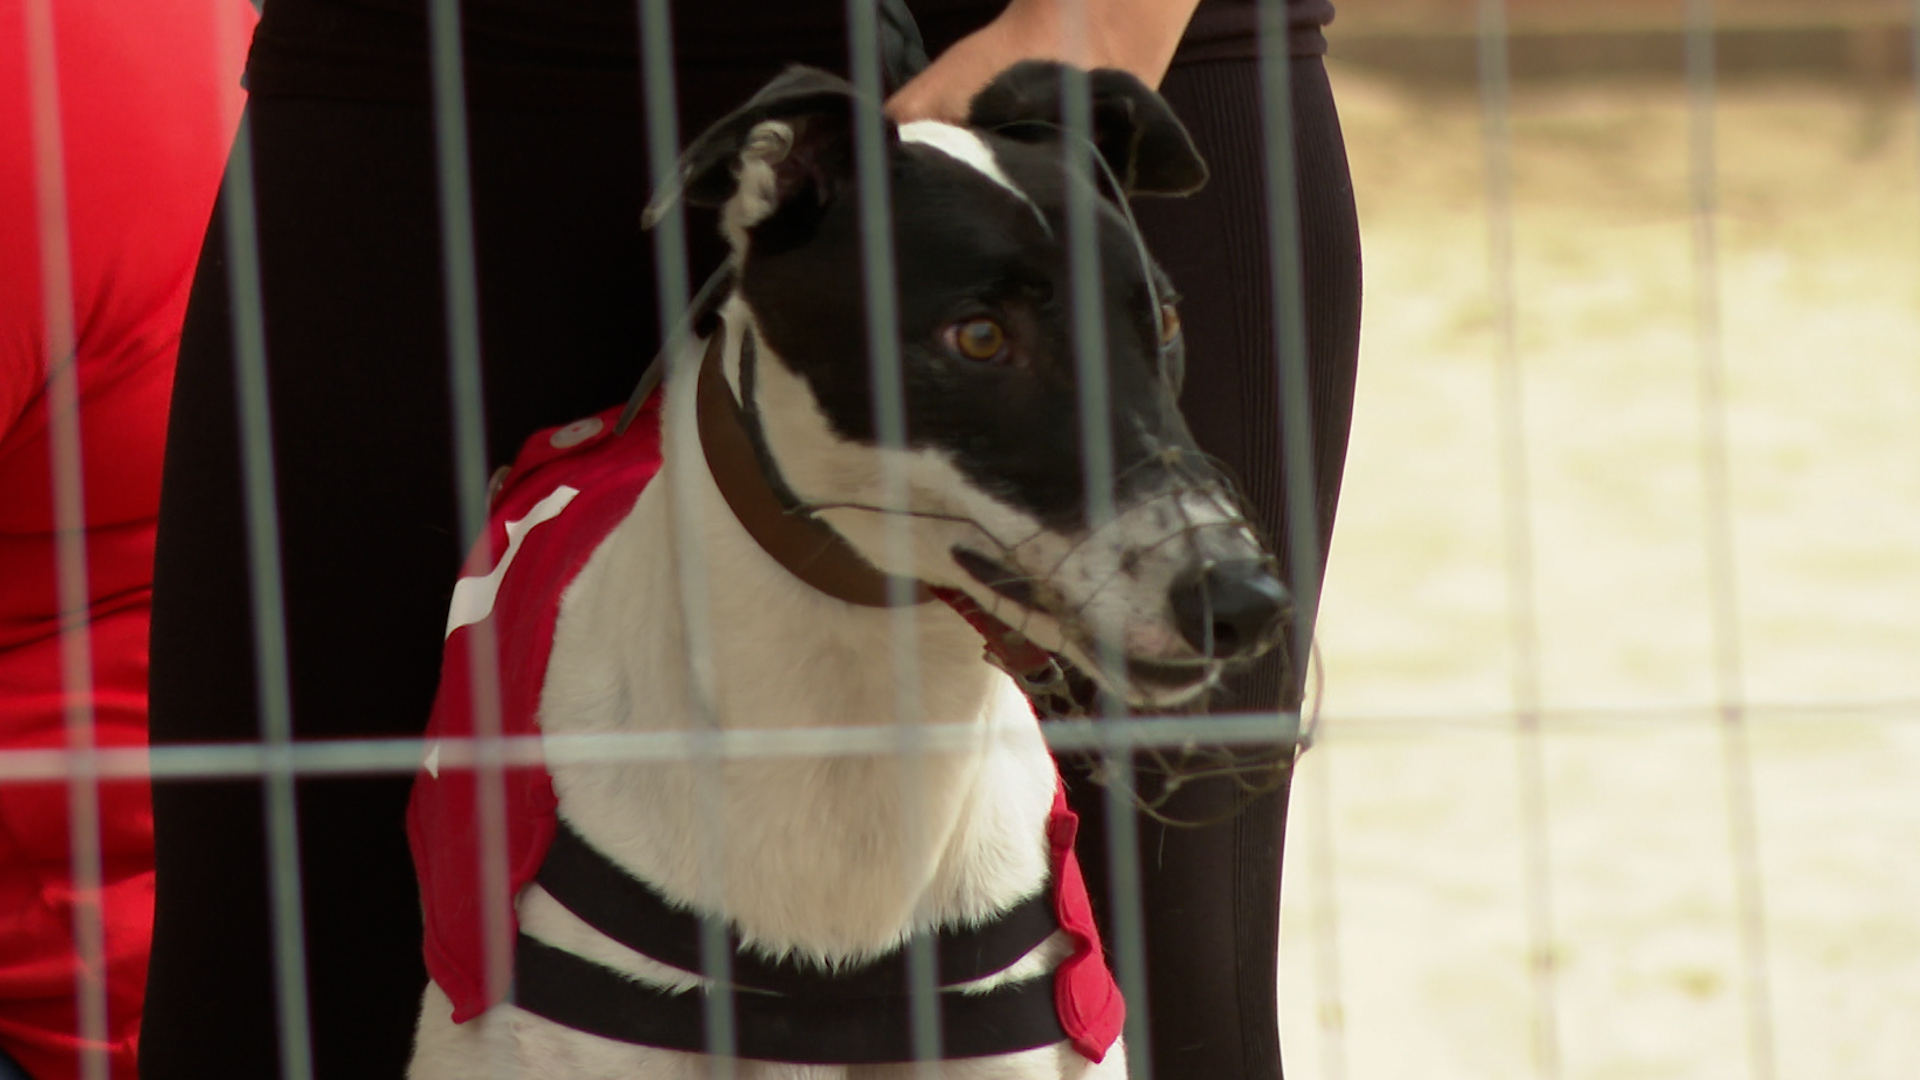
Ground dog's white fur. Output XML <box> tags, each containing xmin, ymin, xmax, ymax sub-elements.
<box><xmin>409</xmin><ymin>118</ymin><xmax>1264</xmax><ymax>1080</ymax></box>
<box><xmin>899</xmin><ymin>121</ymin><xmax>1034</xmax><ymax>207</ymax></box>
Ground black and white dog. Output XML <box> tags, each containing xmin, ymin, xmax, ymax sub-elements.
<box><xmin>407</xmin><ymin>62</ymin><xmax>1286</xmax><ymax>1080</ymax></box>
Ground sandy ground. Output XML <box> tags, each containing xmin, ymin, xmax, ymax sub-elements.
<box><xmin>1277</xmin><ymin>65</ymin><xmax>1920</xmax><ymax>1080</ymax></box>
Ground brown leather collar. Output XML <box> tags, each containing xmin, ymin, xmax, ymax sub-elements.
<box><xmin>695</xmin><ymin>328</ymin><xmax>933</xmax><ymax>608</ymax></box>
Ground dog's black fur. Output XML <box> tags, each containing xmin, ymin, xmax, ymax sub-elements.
<box><xmin>675</xmin><ymin>64</ymin><xmax>1220</xmax><ymax>536</ymax></box>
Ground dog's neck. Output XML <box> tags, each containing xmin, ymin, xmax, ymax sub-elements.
<box><xmin>603</xmin><ymin>312</ymin><xmax>998</xmax><ymax>733</ymax></box>
<box><xmin>692</xmin><ymin>319</ymin><xmax>932</xmax><ymax>610</ymax></box>
<box><xmin>531</xmin><ymin>318</ymin><xmax>1056</xmax><ymax>961</ymax></box>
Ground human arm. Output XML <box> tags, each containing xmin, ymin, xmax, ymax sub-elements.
<box><xmin>885</xmin><ymin>0</ymin><xmax>1205</xmax><ymax>123</ymax></box>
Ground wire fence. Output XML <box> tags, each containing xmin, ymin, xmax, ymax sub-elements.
<box><xmin>1288</xmin><ymin>3</ymin><xmax>1920</xmax><ymax>1079</ymax></box>
<box><xmin>11</xmin><ymin>0</ymin><xmax>1920</xmax><ymax>1079</ymax></box>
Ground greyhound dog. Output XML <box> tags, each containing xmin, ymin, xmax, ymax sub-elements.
<box><xmin>406</xmin><ymin>62</ymin><xmax>1286</xmax><ymax>1080</ymax></box>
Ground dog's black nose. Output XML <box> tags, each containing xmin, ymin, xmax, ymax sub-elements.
<box><xmin>1169</xmin><ymin>561</ymin><xmax>1289</xmax><ymax>660</ymax></box>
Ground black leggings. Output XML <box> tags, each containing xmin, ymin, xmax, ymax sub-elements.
<box><xmin>143</xmin><ymin>51</ymin><xmax>1359</xmax><ymax>1080</ymax></box>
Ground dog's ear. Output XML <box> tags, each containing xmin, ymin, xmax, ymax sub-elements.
<box><xmin>645</xmin><ymin>66</ymin><xmax>879</xmax><ymax>228</ymax></box>
<box><xmin>966</xmin><ymin>61</ymin><xmax>1207</xmax><ymax>198</ymax></box>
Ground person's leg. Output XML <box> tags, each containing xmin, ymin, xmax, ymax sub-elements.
<box><xmin>143</xmin><ymin>96</ymin><xmax>660</xmax><ymax>1079</ymax></box>
<box><xmin>1066</xmin><ymin>54</ymin><xmax>1362</xmax><ymax>1080</ymax></box>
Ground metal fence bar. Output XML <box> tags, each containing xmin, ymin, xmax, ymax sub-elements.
<box><xmin>1258</xmin><ymin>0</ymin><xmax>1322</xmax><ymax>714</ymax></box>
<box><xmin>1310</xmin><ymin>697</ymin><xmax>1920</xmax><ymax>731</ymax></box>
<box><xmin>219</xmin><ymin>105</ymin><xmax>318</xmax><ymax>1080</ymax></box>
<box><xmin>1682</xmin><ymin>7</ymin><xmax>1781</xmax><ymax>1080</ymax></box>
<box><xmin>422</xmin><ymin>6</ymin><xmax>523</xmax><ymax>1070</ymax></box>
<box><xmin>844</xmin><ymin>2</ymin><xmax>944</xmax><ymax>1070</ymax></box>
<box><xmin>13</xmin><ymin>696</ymin><xmax>1920</xmax><ymax>785</ymax></box>
<box><xmin>1252</xmin><ymin>5</ymin><xmax>1345</xmax><ymax>1075</ymax></box>
<box><xmin>1474</xmin><ymin>4</ymin><xmax>1563</xmax><ymax>1079</ymax></box>
<box><xmin>0</xmin><ymin>714</ymin><xmax>1309</xmax><ymax>785</ymax></box>
<box><xmin>671</xmin><ymin>340</ymin><xmax>743</xmax><ymax>1070</ymax></box>
<box><xmin>1304</xmin><ymin>747</ymin><xmax>1349</xmax><ymax>1080</ymax></box>
<box><xmin>1050</xmin><ymin>7</ymin><xmax>1156</xmax><ymax>1072</ymax></box>
<box><xmin>21</xmin><ymin>3</ymin><xmax>111</xmax><ymax>1077</ymax></box>
<box><xmin>631</xmin><ymin>1</ymin><xmax>742</xmax><ymax>1070</ymax></box>
<box><xmin>425</xmin><ymin>2</ymin><xmax>490</xmax><ymax>561</ymax></box>
<box><xmin>1904</xmin><ymin>0</ymin><xmax>1920</xmax><ymax>202</ymax></box>
<box><xmin>1095</xmin><ymin>726</ymin><xmax>1152</xmax><ymax>1078</ymax></box>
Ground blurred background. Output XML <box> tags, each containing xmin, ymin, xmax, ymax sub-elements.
<box><xmin>1281</xmin><ymin>1</ymin><xmax>1920</xmax><ymax>1078</ymax></box>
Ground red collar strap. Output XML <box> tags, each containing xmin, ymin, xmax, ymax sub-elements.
<box><xmin>929</xmin><ymin>585</ymin><xmax>1104</xmax><ymax>720</ymax></box>
<box><xmin>930</xmin><ymin>586</ymin><xmax>1057</xmax><ymax>679</ymax></box>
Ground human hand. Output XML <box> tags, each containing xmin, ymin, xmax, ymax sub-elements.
<box><xmin>884</xmin><ymin>0</ymin><xmax>1201</xmax><ymax>124</ymax></box>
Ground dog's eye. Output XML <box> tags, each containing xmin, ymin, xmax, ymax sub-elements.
<box><xmin>946</xmin><ymin>317</ymin><xmax>1008</xmax><ymax>363</ymax></box>
<box><xmin>1158</xmin><ymin>304</ymin><xmax>1182</xmax><ymax>347</ymax></box>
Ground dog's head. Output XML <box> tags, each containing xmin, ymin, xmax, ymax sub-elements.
<box><xmin>666</xmin><ymin>62</ymin><xmax>1287</xmax><ymax>708</ymax></box>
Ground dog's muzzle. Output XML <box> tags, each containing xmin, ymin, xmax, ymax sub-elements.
<box><xmin>954</xmin><ymin>539</ymin><xmax>1288</xmax><ymax>704</ymax></box>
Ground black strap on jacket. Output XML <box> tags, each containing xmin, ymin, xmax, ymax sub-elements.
<box><xmin>515</xmin><ymin>819</ymin><xmax>1068</xmax><ymax>1062</ymax></box>
<box><xmin>514</xmin><ymin>936</ymin><xmax>1068</xmax><ymax>1064</ymax></box>
<box><xmin>536</xmin><ymin>820</ymin><xmax>1058</xmax><ymax>995</ymax></box>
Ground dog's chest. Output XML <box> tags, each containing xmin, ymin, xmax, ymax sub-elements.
<box><xmin>407</xmin><ymin>348</ymin><xmax>1125</xmax><ymax>1077</ymax></box>
<box><xmin>522</xmin><ymin>449</ymin><xmax>1059</xmax><ymax>961</ymax></box>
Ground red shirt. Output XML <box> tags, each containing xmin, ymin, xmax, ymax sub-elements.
<box><xmin>409</xmin><ymin>399</ymin><xmax>1123</xmax><ymax>1063</ymax></box>
<box><xmin>0</xmin><ymin>2</ymin><xmax>253</xmax><ymax>1077</ymax></box>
